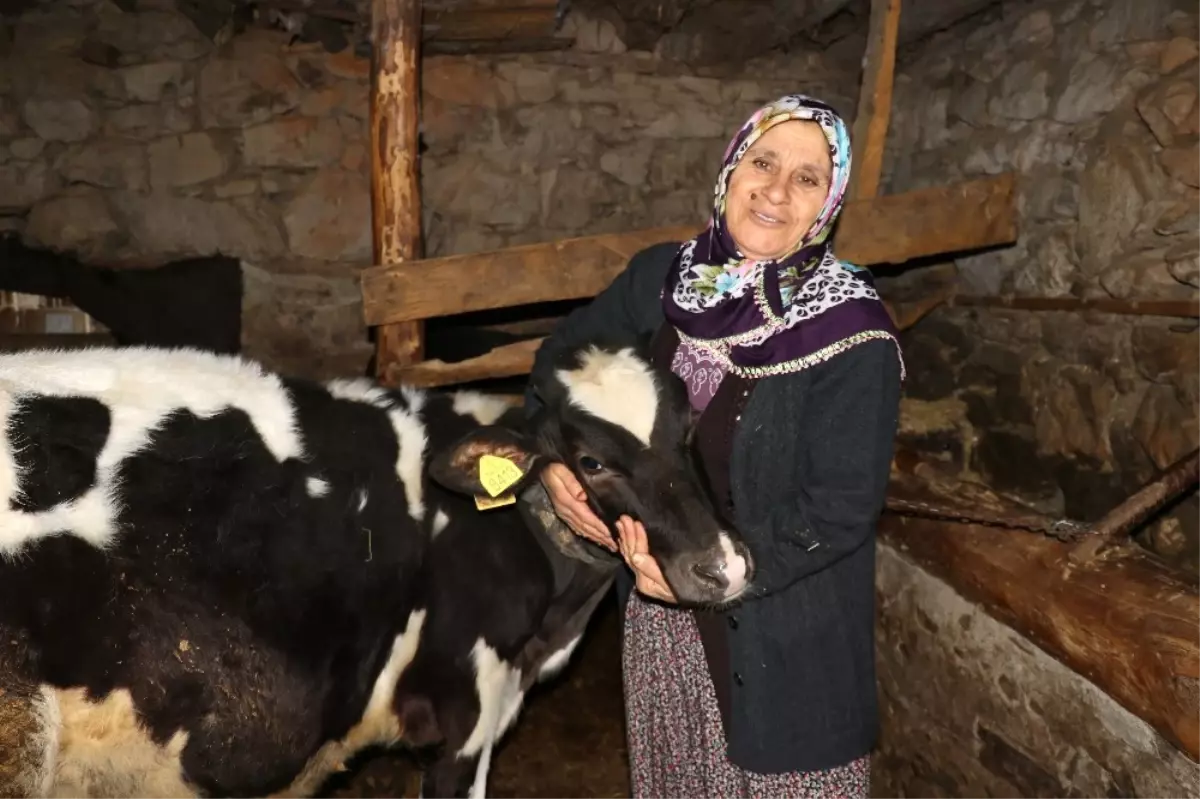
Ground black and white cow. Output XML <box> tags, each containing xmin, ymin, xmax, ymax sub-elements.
<box><xmin>0</xmin><ymin>340</ymin><xmax>752</xmax><ymax>798</ymax></box>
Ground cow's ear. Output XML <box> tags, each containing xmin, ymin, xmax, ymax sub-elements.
<box><xmin>428</xmin><ymin>426</ymin><xmax>544</xmax><ymax>499</ymax></box>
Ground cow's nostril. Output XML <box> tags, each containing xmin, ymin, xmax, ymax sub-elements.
<box><xmin>691</xmin><ymin>561</ymin><xmax>725</xmax><ymax>588</ymax></box>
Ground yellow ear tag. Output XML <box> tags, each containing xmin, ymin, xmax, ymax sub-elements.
<box><xmin>478</xmin><ymin>454</ymin><xmax>524</xmax><ymax>498</ymax></box>
<box><xmin>474</xmin><ymin>493</ymin><xmax>516</xmax><ymax>511</ymax></box>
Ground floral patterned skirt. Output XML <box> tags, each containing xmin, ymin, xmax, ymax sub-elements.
<box><xmin>622</xmin><ymin>592</ymin><xmax>870</xmax><ymax>798</ymax></box>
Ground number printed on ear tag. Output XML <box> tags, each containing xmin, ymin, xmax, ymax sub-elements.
<box><xmin>478</xmin><ymin>454</ymin><xmax>524</xmax><ymax>498</ymax></box>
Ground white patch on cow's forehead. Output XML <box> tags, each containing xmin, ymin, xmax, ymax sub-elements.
<box><xmin>555</xmin><ymin>347</ymin><xmax>658</xmax><ymax>446</ymax></box>
<box><xmin>451</xmin><ymin>391</ymin><xmax>514</xmax><ymax>426</ymax></box>
<box><xmin>0</xmin><ymin>347</ymin><xmax>303</xmax><ymax>556</ymax></box>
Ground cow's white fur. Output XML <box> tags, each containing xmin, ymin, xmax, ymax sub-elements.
<box><xmin>326</xmin><ymin>378</ymin><xmax>429</xmax><ymax>522</ymax></box>
<box><xmin>0</xmin><ymin>347</ymin><xmax>303</xmax><ymax>556</ymax></box>
<box><xmin>537</xmin><ymin>635</ymin><xmax>582</xmax><ymax>682</ymax></box>
<box><xmin>451</xmin><ymin>391</ymin><xmax>514</xmax><ymax>426</ymax></box>
<box><xmin>556</xmin><ymin>346</ymin><xmax>659</xmax><ymax>446</ymax></box>
<box><xmin>365</xmin><ymin>609</ymin><xmax>427</xmax><ymax>736</ymax></box>
<box><xmin>459</xmin><ymin>640</ymin><xmax>525</xmax><ymax>799</ymax></box>
<box><xmin>718</xmin><ymin>531</ymin><xmax>750</xmax><ymax>599</ymax></box>
<box><xmin>26</xmin><ymin>685</ymin><xmax>62</xmax><ymax>798</ymax></box>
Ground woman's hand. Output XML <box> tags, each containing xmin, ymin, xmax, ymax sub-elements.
<box><xmin>540</xmin><ymin>463</ymin><xmax>616</xmax><ymax>552</ymax></box>
<box><xmin>617</xmin><ymin>516</ymin><xmax>677</xmax><ymax>603</ymax></box>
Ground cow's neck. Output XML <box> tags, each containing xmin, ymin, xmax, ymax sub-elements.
<box><xmin>517</xmin><ymin>483</ymin><xmax>617</xmax><ymax>594</ymax></box>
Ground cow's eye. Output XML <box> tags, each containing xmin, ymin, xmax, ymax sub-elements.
<box><xmin>579</xmin><ymin>455</ymin><xmax>604</xmax><ymax>473</ymax></box>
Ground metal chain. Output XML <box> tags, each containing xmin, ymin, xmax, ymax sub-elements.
<box><xmin>884</xmin><ymin>496</ymin><xmax>1096</xmax><ymax>543</ymax></box>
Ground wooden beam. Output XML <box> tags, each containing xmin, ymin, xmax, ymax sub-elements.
<box><xmin>848</xmin><ymin>0</ymin><xmax>901</xmax><ymax>202</ymax></box>
<box><xmin>945</xmin><ymin>294</ymin><xmax>1199</xmax><ymax>318</ymax></box>
<box><xmin>424</xmin><ymin>36</ymin><xmax>570</xmax><ymax>55</ymax></box>
<box><xmin>362</xmin><ymin>225</ymin><xmax>692</xmax><ymax>327</ymax></box>
<box><xmin>878</xmin><ymin>513</ymin><xmax>1200</xmax><ymax>762</ymax></box>
<box><xmin>422</xmin><ymin>4</ymin><xmax>560</xmax><ymax>41</ymax></box>
<box><xmin>370</xmin><ymin>0</ymin><xmax>424</xmax><ymax>378</ymax></box>
<box><xmin>361</xmin><ymin>172</ymin><xmax>1018</xmax><ymax>327</ymax></box>
<box><xmin>386</xmin><ymin>337</ymin><xmax>544</xmax><ymax>387</ymax></box>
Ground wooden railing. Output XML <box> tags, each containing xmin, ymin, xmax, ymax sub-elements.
<box><xmin>359</xmin><ymin>172</ymin><xmax>1020</xmax><ymax>388</ymax></box>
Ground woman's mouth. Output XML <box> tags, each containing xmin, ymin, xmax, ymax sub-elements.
<box><xmin>751</xmin><ymin>209</ymin><xmax>784</xmax><ymax>225</ymax></box>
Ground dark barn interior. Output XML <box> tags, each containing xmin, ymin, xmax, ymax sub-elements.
<box><xmin>0</xmin><ymin>0</ymin><xmax>1198</xmax><ymax>795</ymax></box>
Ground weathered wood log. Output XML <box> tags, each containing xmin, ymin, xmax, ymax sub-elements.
<box><xmin>386</xmin><ymin>337</ymin><xmax>543</xmax><ymax>387</ymax></box>
<box><xmin>879</xmin><ymin>513</ymin><xmax>1200</xmax><ymax>762</ymax></box>
<box><xmin>422</xmin><ymin>5</ymin><xmax>560</xmax><ymax>41</ymax></box>
<box><xmin>361</xmin><ymin>173</ymin><xmax>1018</xmax><ymax>327</ymax></box>
<box><xmin>848</xmin><ymin>0</ymin><xmax>901</xmax><ymax>202</ymax></box>
<box><xmin>424</xmin><ymin>36</ymin><xmax>570</xmax><ymax>55</ymax></box>
<box><xmin>370</xmin><ymin>0</ymin><xmax>424</xmax><ymax>376</ymax></box>
<box><xmin>945</xmin><ymin>294</ymin><xmax>1200</xmax><ymax>318</ymax></box>
<box><xmin>363</xmin><ymin>226</ymin><xmax>692</xmax><ymax>328</ymax></box>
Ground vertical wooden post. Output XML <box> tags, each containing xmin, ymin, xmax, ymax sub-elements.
<box><xmin>848</xmin><ymin>0</ymin><xmax>902</xmax><ymax>202</ymax></box>
<box><xmin>371</xmin><ymin>0</ymin><xmax>424</xmax><ymax>381</ymax></box>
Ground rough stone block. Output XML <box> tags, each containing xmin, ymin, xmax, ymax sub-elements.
<box><xmin>282</xmin><ymin>169</ymin><xmax>371</xmax><ymax>261</ymax></box>
<box><xmin>147</xmin><ymin>131</ymin><xmax>227</xmax><ymax>188</ymax></box>
<box><xmin>241</xmin><ymin>116</ymin><xmax>342</xmax><ymax>168</ymax></box>
<box><xmin>22</xmin><ymin>97</ymin><xmax>94</xmax><ymax>141</ymax></box>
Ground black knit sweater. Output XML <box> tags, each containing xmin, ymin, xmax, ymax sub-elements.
<box><xmin>524</xmin><ymin>242</ymin><xmax>903</xmax><ymax>774</ymax></box>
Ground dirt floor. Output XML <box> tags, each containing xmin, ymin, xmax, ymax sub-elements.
<box><xmin>330</xmin><ymin>595</ymin><xmax>630</xmax><ymax>798</ymax></box>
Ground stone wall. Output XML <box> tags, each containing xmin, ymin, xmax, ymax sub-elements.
<box><xmin>878</xmin><ymin>0</ymin><xmax>1200</xmax><ymax>572</ymax></box>
<box><xmin>0</xmin><ymin>0</ymin><xmax>855</xmax><ymax>376</ymax></box>
<box><xmin>873</xmin><ymin>544</ymin><xmax>1199</xmax><ymax>798</ymax></box>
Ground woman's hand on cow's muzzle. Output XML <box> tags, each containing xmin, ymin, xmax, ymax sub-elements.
<box><xmin>541</xmin><ymin>463</ymin><xmax>616</xmax><ymax>552</ymax></box>
<box><xmin>617</xmin><ymin>516</ymin><xmax>677</xmax><ymax>604</ymax></box>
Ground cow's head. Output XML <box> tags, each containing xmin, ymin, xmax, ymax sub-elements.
<box><xmin>428</xmin><ymin>342</ymin><xmax>754</xmax><ymax>608</ymax></box>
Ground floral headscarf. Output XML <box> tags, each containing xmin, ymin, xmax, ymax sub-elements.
<box><xmin>661</xmin><ymin>94</ymin><xmax>902</xmax><ymax>379</ymax></box>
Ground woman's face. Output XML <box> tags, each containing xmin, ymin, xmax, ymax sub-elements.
<box><xmin>724</xmin><ymin>120</ymin><xmax>833</xmax><ymax>262</ymax></box>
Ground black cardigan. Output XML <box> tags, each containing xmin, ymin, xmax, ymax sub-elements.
<box><xmin>524</xmin><ymin>243</ymin><xmax>903</xmax><ymax>774</ymax></box>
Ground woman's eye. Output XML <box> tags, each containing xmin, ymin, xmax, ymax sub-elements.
<box><xmin>579</xmin><ymin>456</ymin><xmax>604</xmax><ymax>473</ymax></box>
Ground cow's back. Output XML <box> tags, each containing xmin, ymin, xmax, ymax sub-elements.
<box><xmin>0</xmin><ymin>347</ymin><xmax>433</xmax><ymax>796</ymax></box>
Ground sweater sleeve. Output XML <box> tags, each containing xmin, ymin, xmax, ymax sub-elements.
<box><xmin>522</xmin><ymin>241</ymin><xmax>679</xmax><ymax>416</ymax></box>
<box><xmin>732</xmin><ymin>337</ymin><xmax>902</xmax><ymax>598</ymax></box>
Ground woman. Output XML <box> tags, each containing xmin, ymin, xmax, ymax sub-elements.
<box><xmin>524</xmin><ymin>95</ymin><xmax>904</xmax><ymax>797</ymax></box>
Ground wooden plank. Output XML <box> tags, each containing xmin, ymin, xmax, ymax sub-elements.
<box><xmin>848</xmin><ymin>0</ymin><xmax>901</xmax><ymax>202</ymax></box>
<box><xmin>385</xmin><ymin>337</ymin><xmax>544</xmax><ymax>388</ymax></box>
<box><xmin>946</xmin><ymin>294</ymin><xmax>1199</xmax><ymax>318</ymax></box>
<box><xmin>362</xmin><ymin>225</ymin><xmax>693</xmax><ymax>326</ymax></box>
<box><xmin>360</xmin><ymin>173</ymin><xmax>1018</xmax><ymax>327</ymax></box>
<box><xmin>422</xmin><ymin>6</ymin><xmax>559</xmax><ymax>41</ymax></box>
<box><xmin>424</xmin><ymin>36</ymin><xmax>571</xmax><ymax>55</ymax></box>
<box><xmin>878</xmin><ymin>512</ymin><xmax>1200</xmax><ymax>762</ymax></box>
<box><xmin>370</xmin><ymin>0</ymin><xmax>424</xmax><ymax>377</ymax></box>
